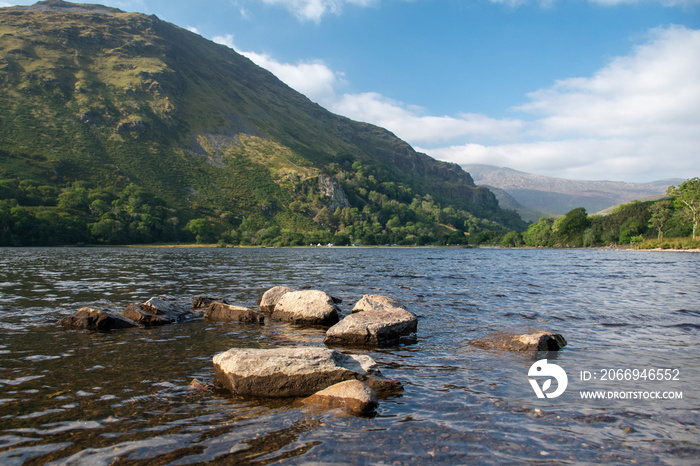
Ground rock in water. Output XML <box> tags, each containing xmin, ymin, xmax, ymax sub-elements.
<box><xmin>351</xmin><ymin>294</ymin><xmax>407</xmax><ymax>313</ymax></box>
<box><xmin>303</xmin><ymin>380</ymin><xmax>378</xmax><ymax>415</ymax></box>
<box><xmin>258</xmin><ymin>286</ymin><xmax>294</xmax><ymax>314</ymax></box>
<box><xmin>271</xmin><ymin>290</ymin><xmax>340</xmax><ymax>326</ymax></box>
<box><xmin>470</xmin><ymin>330</ymin><xmax>567</xmax><ymax>352</ymax></box>
<box><xmin>212</xmin><ymin>347</ymin><xmax>401</xmax><ymax>397</ymax></box>
<box><xmin>324</xmin><ymin>308</ymin><xmax>417</xmax><ymax>347</ymax></box>
<box><xmin>58</xmin><ymin>307</ymin><xmax>136</xmax><ymax>331</ymax></box>
<box><xmin>204</xmin><ymin>303</ymin><xmax>264</xmax><ymax>323</ymax></box>
<box><xmin>192</xmin><ymin>296</ymin><xmax>228</xmax><ymax>311</ymax></box>
<box><xmin>122</xmin><ymin>297</ymin><xmax>192</xmax><ymax>326</ymax></box>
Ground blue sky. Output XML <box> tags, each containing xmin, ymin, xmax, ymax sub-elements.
<box><xmin>3</xmin><ymin>0</ymin><xmax>699</xmax><ymax>182</ymax></box>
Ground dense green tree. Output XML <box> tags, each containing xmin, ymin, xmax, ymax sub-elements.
<box><xmin>184</xmin><ymin>218</ymin><xmax>216</xmax><ymax>244</ymax></box>
<box><xmin>57</xmin><ymin>183</ymin><xmax>89</xmax><ymax>210</ymax></box>
<box><xmin>667</xmin><ymin>178</ymin><xmax>700</xmax><ymax>239</ymax></box>
<box><xmin>500</xmin><ymin>231</ymin><xmax>523</xmax><ymax>247</ymax></box>
<box><xmin>552</xmin><ymin>207</ymin><xmax>590</xmax><ymax>246</ymax></box>
<box><xmin>523</xmin><ymin>217</ymin><xmax>554</xmax><ymax>247</ymax></box>
<box><xmin>91</xmin><ymin>218</ymin><xmax>126</xmax><ymax>244</ymax></box>
<box><xmin>648</xmin><ymin>200</ymin><xmax>673</xmax><ymax>240</ymax></box>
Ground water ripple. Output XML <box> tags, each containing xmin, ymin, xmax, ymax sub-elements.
<box><xmin>0</xmin><ymin>247</ymin><xmax>697</xmax><ymax>464</ymax></box>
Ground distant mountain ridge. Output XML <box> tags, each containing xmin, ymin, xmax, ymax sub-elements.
<box><xmin>463</xmin><ymin>164</ymin><xmax>682</xmax><ymax>221</ymax></box>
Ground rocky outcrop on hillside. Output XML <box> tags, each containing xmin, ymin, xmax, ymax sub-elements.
<box><xmin>318</xmin><ymin>175</ymin><xmax>351</xmax><ymax>211</ymax></box>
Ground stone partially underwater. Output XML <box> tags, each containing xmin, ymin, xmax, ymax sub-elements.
<box><xmin>122</xmin><ymin>297</ymin><xmax>193</xmax><ymax>326</ymax></box>
<box><xmin>258</xmin><ymin>286</ymin><xmax>294</xmax><ymax>314</ymax></box>
<box><xmin>302</xmin><ymin>380</ymin><xmax>378</xmax><ymax>415</ymax></box>
<box><xmin>212</xmin><ymin>347</ymin><xmax>402</xmax><ymax>398</ymax></box>
<box><xmin>351</xmin><ymin>294</ymin><xmax>407</xmax><ymax>313</ymax></box>
<box><xmin>325</xmin><ymin>308</ymin><xmax>418</xmax><ymax>347</ymax></box>
<box><xmin>54</xmin><ymin>289</ymin><xmax>567</xmax><ymax>418</ymax></box>
<box><xmin>469</xmin><ymin>330</ymin><xmax>567</xmax><ymax>352</ymax></box>
<box><xmin>58</xmin><ymin>307</ymin><xmax>136</xmax><ymax>331</ymax></box>
<box><xmin>325</xmin><ymin>295</ymin><xmax>417</xmax><ymax>347</ymax></box>
<box><xmin>192</xmin><ymin>296</ymin><xmax>229</xmax><ymax>311</ymax></box>
<box><xmin>204</xmin><ymin>303</ymin><xmax>264</xmax><ymax>323</ymax></box>
<box><xmin>271</xmin><ymin>290</ymin><xmax>340</xmax><ymax>326</ymax></box>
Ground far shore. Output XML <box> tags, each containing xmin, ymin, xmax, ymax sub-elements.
<box><xmin>4</xmin><ymin>243</ymin><xmax>697</xmax><ymax>252</ymax></box>
<box><xmin>120</xmin><ymin>243</ymin><xmax>700</xmax><ymax>252</ymax></box>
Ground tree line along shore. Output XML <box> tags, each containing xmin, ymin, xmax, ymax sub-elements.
<box><xmin>1</xmin><ymin>177</ymin><xmax>698</xmax><ymax>250</ymax></box>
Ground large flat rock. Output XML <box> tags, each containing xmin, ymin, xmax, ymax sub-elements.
<box><xmin>212</xmin><ymin>347</ymin><xmax>401</xmax><ymax>397</ymax></box>
<box><xmin>271</xmin><ymin>290</ymin><xmax>340</xmax><ymax>326</ymax></box>
<box><xmin>324</xmin><ymin>308</ymin><xmax>417</xmax><ymax>347</ymax></box>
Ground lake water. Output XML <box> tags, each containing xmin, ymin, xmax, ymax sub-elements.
<box><xmin>0</xmin><ymin>247</ymin><xmax>698</xmax><ymax>464</ymax></box>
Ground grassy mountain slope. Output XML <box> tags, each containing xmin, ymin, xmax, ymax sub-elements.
<box><xmin>0</xmin><ymin>1</ymin><xmax>524</xmax><ymax>245</ymax></box>
<box><xmin>464</xmin><ymin>164</ymin><xmax>681</xmax><ymax>217</ymax></box>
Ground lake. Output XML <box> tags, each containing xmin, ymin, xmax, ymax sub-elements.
<box><xmin>0</xmin><ymin>247</ymin><xmax>698</xmax><ymax>464</ymax></box>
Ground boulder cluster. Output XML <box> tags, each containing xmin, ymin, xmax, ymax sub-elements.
<box><xmin>58</xmin><ymin>286</ymin><xmax>566</xmax><ymax>416</ymax></box>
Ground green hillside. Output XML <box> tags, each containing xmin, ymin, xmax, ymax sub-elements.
<box><xmin>0</xmin><ymin>0</ymin><xmax>524</xmax><ymax>246</ymax></box>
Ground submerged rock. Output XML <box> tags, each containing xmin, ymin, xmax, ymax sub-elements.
<box><xmin>351</xmin><ymin>294</ymin><xmax>407</xmax><ymax>313</ymax></box>
<box><xmin>192</xmin><ymin>296</ymin><xmax>228</xmax><ymax>311</ymax></box>
<box><xmin>212</xmin><ymin>347</ymin><xmax>401</xmax><ymax>398</ymax></box>
<box><xmin>58</xmin><ymin>307</ymin><xmax>136</xmax><ymax>331</ymax></box>
<box><xmin>303</xmin><ymin>380</ymin><xmax>378</xmax><ymax>415</ymax></box>
<box><xmin>258</xmin><ymin>286</ymin><xmax>294</xmax><ymax>314</ymax></box>
<box><xmin>324</xmin><ymin>308</ymin><xmax>418</xmax><ymax>347</ymax></box>
<box><xmin>470</xmin><ymin>330</ymin><xmax>567</xmax><ymax>352</ymax></box>
<box><xmin>204</xmin><ymin>303</ymin><xmax>264</xmax><ymax>323</ymax></box>
<box><xmin>271</xmin><ymin>290</ymin><xmax>340</xmax><ymax>326</ymax></box>
<box><xmin>122</xmin><ymin>297</ymin><xmax>192</xmax><ymax>326</ymax></box>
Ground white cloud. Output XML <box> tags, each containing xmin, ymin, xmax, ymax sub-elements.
<box><xmin>215</xmin><ymin>42</ymin><xmax>523</xmax><ymax>143</ymax></box>
<box><xmin>245</xmin><ymin>51</ymin><xmax>343</xmax><ymax>104</ymax></box>
<box><xmin>257</xmin><ymin>0</ymin><xmax>376</xmax><ymax>23</ymax></box>
<box><xmin>331</xmin><ymin>93</ymin><xmax>523</xmax><ymax>143</ymax></box>
<box><xmin>427</xmin><ymin>26</ymin><xmax>700</xmax><ymax>181</ymax></box>
<box><xmin>213</xmin><ymin>34</ymin><xmax>343</xmax><ymax>104</ymax></box>
<box><xmin>213</xmin><ymin>25</ymin><xmax>698</xmax><ymax>182</ymax></box>
<box><xmin>518</xmin><ymin>26</ymin><xmax>700</xmax><ymax>139</ymax></box>
<box><xmin>422</xmin><ymin>137</ymin><xmax>691</xmax><ymax>182</ymax></box>
<box><xmin>213</xmin><ymin>33</ymin><xmax>236</xmax><ymax>49</ymax></box>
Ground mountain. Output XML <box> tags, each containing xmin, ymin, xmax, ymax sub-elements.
<box><xmin>478</xmin><ymin>186</ymin><xmax>553</xmax><ymax>223</ymax></box>
<box><xmin>0</xmin><ymin>1</ymin><xmax>524</xmax><ymax>246</ymax></box>
<box><xmin>463</xmin><ymin>164</ymin><xmax>681</xmax><ymax>220</ymax></box>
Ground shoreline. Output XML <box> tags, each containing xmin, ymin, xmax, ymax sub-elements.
<box><xmin>127</xmin><ymin>244</ymin><xmax>700</xmax><ymax>252</ymax></box>
<box><xmin>2</xmin><ymin>243</ymin><xmax>698</xmax><ymax>252</ymax></box>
